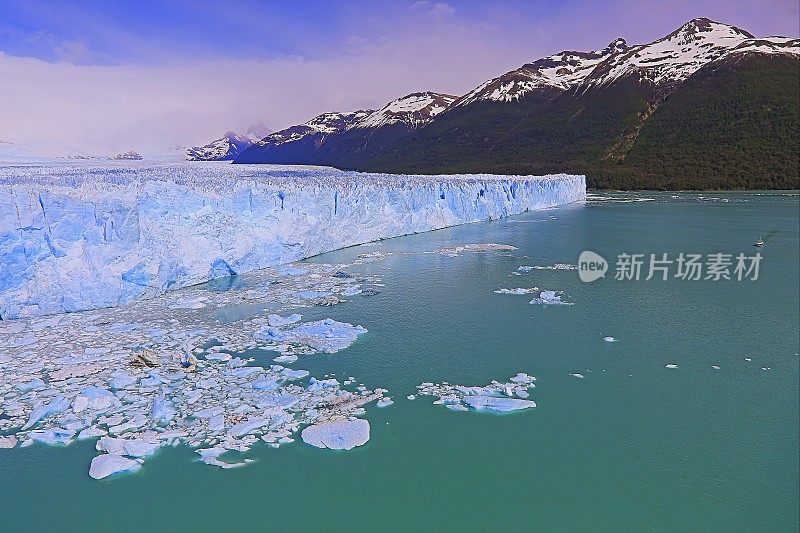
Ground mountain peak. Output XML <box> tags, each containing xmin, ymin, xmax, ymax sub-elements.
<box><xmin>352</xmin><ymin>92</ymin><xmax>457</xmax><ymax>129</ymax></box>
<box><xmin>245</xmin><ymin>121</ymin><xmax>271</xmax><ymax>141</ymax></box>
<box><xmin>668</xmin><ymin>17</ymin><xmax>754</xmax><ymax>42</ymax></box>
<box><xmin>604</xmin><ymin>37</ymin><xmax>628</xmax><ymax>52</ymax></box>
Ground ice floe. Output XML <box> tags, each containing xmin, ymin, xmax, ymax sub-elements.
<box><xmin>255</xmin><ymin>319</ymin><xmax>367</xmax><ymax>354</ymax></box>
<box><xmin>301</xmin><ymin>419</ymin><xmax>370</xmax><ymax>450</ymax></box>
<box><xmin>529</xmin><ymin>290</ymin><xmax>572</xmax><ymax>305</ymax></box>
<box><xmin>415</xmin><ymin>374</ymin><xmax>536</xmax><ymax>413</ymax></box>
<box><xmin>494</xmin><ymin>287</ymin><xmax>539</xmax><ymax>294</ymax></box>
<box><xmin>89</xmin><ymin>454</ymin><xmax>143</xmax><ymax>479</ymax></box>
<box><xmin>518</xmin><ymin>264</ymin><xmax>577</xmax><ymax>271</ymax></box>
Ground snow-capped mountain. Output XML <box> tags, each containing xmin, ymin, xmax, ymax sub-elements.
<box><xmin>455</xmin><ymin>18</ymin><xmax>797</xmax><ymax>107</ymax></box>
<box><xmin>253</xmin><ymin>110</ymin><xmax>373</xmax><ymax>149</ymax></box>
<box><xmin>455</xmin><ymin>39</ymin><xmax>630</xmax><ymax>106</ymax></box>
<box><xmin>187</xmin><ymin>132</ymin><xmax>253</xmax><ymax>161</ymax></box>
<box><xmin>232</xmin><ymin>18</ymin><xmax>798</xmax><ymax>190</ymax></box>
<box><xmin>234</xmin><ymin>93</ymin><xmax>456</xmax><ymax>165</ymax></box>
<box><xmin>351</xmin><ymin>92</ymin><xmax>457</xmax><ymax>129</ymax></box>
<box><xmin>245</xmin><ymin>121</ymin><xmax>271</xmax><ymax>141</ymax></box>
<box><xmin>582</xmin><ymin>18</ymin><xmax>799</xmax><ymax>91</ymax></box>
<box><xmin>187</xmin><ymin>123</ymin><xmax>272</xmax><ymax>161</ymax></box>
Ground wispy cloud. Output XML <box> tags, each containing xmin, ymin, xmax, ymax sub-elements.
<box><xmin>410</xmin><ymin>1</ymin><xmax>456</xmax><ymax>19</ymax></box>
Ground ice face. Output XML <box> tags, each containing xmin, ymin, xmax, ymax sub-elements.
<box><xmin>0</xmin><ymin>163</ymin><xmax>585</xmax><ymax>318</ymax></box>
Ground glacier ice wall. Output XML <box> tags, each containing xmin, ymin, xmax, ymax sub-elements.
<box><xmin>0</xmin><ymin>162</ymin><xmax>585</xmax><ymax>318</ymax></box>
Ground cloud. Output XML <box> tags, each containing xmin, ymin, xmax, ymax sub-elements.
<box><xmin>0</xmin><ymin>0</ymin><xmax>795</xmax><ymax>155</ymax></box>
<box><xmin>410</xmin><ymin>1</ymin><xmax>455</xmax><ymax>19</ymax></box>
<box><xmin>0</xmin><ymin>22</ymin><xmax>534</xmax><ymax>154</ymax></box>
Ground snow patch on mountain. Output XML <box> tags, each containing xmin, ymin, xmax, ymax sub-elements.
<box><xmin>584</xmin><ymin>18</ymin><xmax>798</xmax><ymax>89</ymax></box>
<box><xmin>187</xmin><ymin>123</ymin><xmax>272</xmax><ymax>161</ymax></box>
<box><xmin>352</xmin><ymin>92</ymin><xmax>457</xmax><ymax>129</ymax></box>
<box><xmin>456</xmin><ymin>39</ymin><xmax>629</xmax><ymax>105</ymax></box>
<box><xmin>254</xmin><ymin>110</ymin><xmax>373</xmax><ymax>148</ymax></box>
<box><xmin>457</xmin><ymin>18</ymin><xmax>798</xmax><ymax>106</ymax></box>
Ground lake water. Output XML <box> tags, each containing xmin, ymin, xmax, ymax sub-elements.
<box><xmin>1</xmin><ymin>191</ymin><xmax>798</xmax><ymax>531</ymax></box>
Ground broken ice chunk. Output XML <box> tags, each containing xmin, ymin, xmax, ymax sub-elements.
<box><xmin>529</xmin><ymin>290</ymin><xmax>571</xmax><ymax>305</ymax></box>
<box><xmin>494</xmin><ymin>288</ymin><xmax>538</xmax><ymax>295</ymax></box>
<box><xmin>267</xmin><ymin>314</ymin><xmax>302</xmax><ymax>327</ymax></box>
<box><xmin>107</xmin><ymin>373</ymin><xmax>136</xmax><ymax>390</ymax></box>
<box><xmin>0</xmin><ymin>436</ymin><xmax>18</xmax><ymax>448</ymax></box>
<box><xmin>301</xmin><ymin>419</ymin><xmax>370</xmax><ymax>450</ymax></box>
<box><xmin>376</xmin><ymin>398</ymin><xmax>394</xmax><ymax>408</ymax></box>
<box><xmin>89</xmin><ymin>454</ymin><xmax>143</xmax><ymax>479</ymax></box>
<box><xmin>96</xmin><ymin>437</ymin><xmax>160</xmax><ymax>458</ymax></box>
<box><xmin>30</xmin><ymin>428</ymin><xmax>76</xmax><ymax>446</ymax></box>
<box><xmin>509</xmin><ymin>373</ymin><xmax>533</xmax><ymax>384</ymax></box>
<box><xmin>16</xmin><ymin>379</ymin><xmax>46</xmax><ymax>392</ymax></box>
<box><xmin>307</xmin><ymin>377</ymin><xmax>340</xmax><ymax>391</ymax></box>
<box><xmin>341</xmin><ymin>286</ymin><xmax>362</xmax><ymax>296</ymax></box>
<box><xmin>196</xmin><ymin>447</ymin><xmax>252</xmax><ymax>469</ymax></box>
<box><xmin>22</xmin><ymin>395</ymin><xmax>70</xmax><ymax>430</ymax></box>
<box><xmin>281</xmin><ymin>369</ymin><xmax>309</xmax><ymax>381</ymax></box>
<box><xmin>463</xmin><ymin>396</ymin><xmax>536</xmax><ymax>412</ymax></box>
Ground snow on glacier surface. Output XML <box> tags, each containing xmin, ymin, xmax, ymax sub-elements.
<box><xmin>0</xmin><ymin>161</ymin><xmax>585</xmax><ymax>318</ymax></box>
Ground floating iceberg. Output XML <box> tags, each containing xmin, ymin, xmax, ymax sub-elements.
<box><xmin>267</xmin><ymin>314</ymin><xmax>302</xmax><ymax>327</ymax></box>
<box><xmin>255</xmin><ymin>319</ymin><xmax>366</xmax><ymax>354</ymax></box>
<box><xmin>89</xmin><ymin>454</ymin><xmax>143</xmax><ymax>480</ymax></box>
<box><xmin>301</xmin><ymin>419</ymin><xmax>370</xmax><ymax>450</ymax></box>
<box><xmin>29</xmin><ymin>428</ymin><xmax>76</xmax><ymax>446</ymax></box>
<box><xmin>196</xmin><ymin>447</ymin><xmax>252</xmax><ymax>469</ymax></box>
<box><xmin>463</xmin><ymin>396</ymin><xmax>536</xmax><ymax>412</ymax></box>
<box><xmin>415</xmin><ymin>374</ymin><xmax>537</xmax><ymax>413</ymax></box>
<box><xmin>494</xmin><ymin>288</ymin><xmax>539</xmax><ymax>295</ymax></box>
<box><xmin>529</xmin><ymin>290</ymin><xmax>572</xmax><ymax>305</ymax></box>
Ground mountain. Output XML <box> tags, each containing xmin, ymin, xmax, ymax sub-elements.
<box><xmin>235</xmin><ymin>109</ymin><xmax>372</xmax><ymax>164</ymax></box>
<box><xmin>453</xmin><ymin>38</ymin><xmax>630</xmax><ymax>106</ymax></box>
<box><xmin>234</xmin><ymin>18</ymin><xmax>799</xmax><ymax>190</ymax></box>
<box><xmin>234</xmin><ymin>92</ymin><xmax>456</xmax><ymax>166</ymax></box>
<box><xmin>245</xmin><ymin>121</ymin><xmax>271</xmax><ymax>140</ymax></box>
<box><xmin>187</xmin><ymin>122</ymin><xmax>272</xmax><ymax>161</ymax></box>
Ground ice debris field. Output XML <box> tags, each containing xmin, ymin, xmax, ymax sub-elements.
<box><xmin>0</xmin><ymin>162</ymin><xmax>585</xmax><ymax>318</ymax></box>
<box><xmin>0</xmin><ymin>237</ymin><xmax>555</xmax><ymax>480</ymax></box>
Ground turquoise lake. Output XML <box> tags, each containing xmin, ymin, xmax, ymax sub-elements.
<box><xmin>1</xmin><ymin>191</ymin><xmax>798</xmax><ymax>531</ymax></box>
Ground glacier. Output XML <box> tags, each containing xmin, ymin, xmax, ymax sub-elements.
<box><xmin>0</xmin><ymin>162</ymin><xmax>584</xmax><ymax>318</ymax></box>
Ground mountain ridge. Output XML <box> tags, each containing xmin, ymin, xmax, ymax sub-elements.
<box><xmin>232</xmin><ymin>18</ymin><xmax>799</xmax><ymax>189</ymax></box>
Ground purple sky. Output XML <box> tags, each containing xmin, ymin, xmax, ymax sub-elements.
<box><xmin>0</xmin><ymin>0</ymin><xmax>797</xmax><ymax>153</ymax></box>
